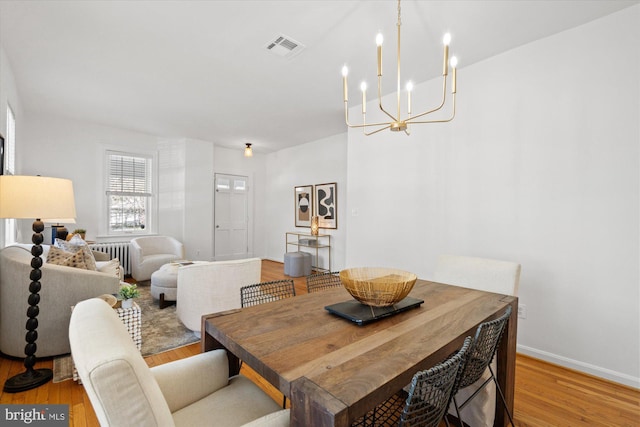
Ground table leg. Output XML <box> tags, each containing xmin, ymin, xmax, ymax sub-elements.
<box><xmin>495</xmin><ymin>297</ymin><xmax>518</xmax><ymax>426</ymax></box>
<box><xmin>201</xmin><ymin>315</ymin><xmax>241</xmax><ymax>377</ymax></box>
<box><xmin>291</xmin><ymin>377</ymin><xmax>349</xmax><ymax>427</ymax></box>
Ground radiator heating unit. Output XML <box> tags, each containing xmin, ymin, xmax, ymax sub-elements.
<box><xmin>89</xmin><ymin>242</ymin><xmax>131</xmax><ymax>276</ymax></box>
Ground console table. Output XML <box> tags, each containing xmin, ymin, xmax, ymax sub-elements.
<box><xmin>286</xmin><ymin>232</ymin><xmax>331</xmax><ymax>272</ymax></box>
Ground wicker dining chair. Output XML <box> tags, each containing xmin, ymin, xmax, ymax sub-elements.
<box><xmin>306</xmin><ymin>271</ymin><xmax>342</xmax><ymax>293</ymax></box>
<box><xmin>240</xmin><ymin>279</ymin><xmax>296</xmax><ymax>308</ymax></box>
<box><xmin>352</xmin><ymin>337</ymin><xmax>472</xmax><ymax>427</ymax></box>
<box><xmin>450</xmin><ymin>306</ymin><xmax>515</xmax><ymax>427</ymax></box>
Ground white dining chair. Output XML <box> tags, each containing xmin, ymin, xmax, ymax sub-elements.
<box><xmin>434</xmin><ymin>254</ymin><xmax>520</xmax><ymax>296</ymax></box>
<box><xmin>433</xmin><ymin>254</ymin><xmax>520</xmax><ymax>427</ymax></box>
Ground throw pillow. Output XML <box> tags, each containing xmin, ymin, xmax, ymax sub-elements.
<box><xmin>54</xmin><ymin>237</ymin><xmax>97</xmax><ymax>271</ymax></box>
<box><xmin>97</xmin><ymin>258</ymin><xmax>123</xmax><ymax>280</ymax></box>
<box><xmin>46</xmin><ymin>246</ymin><xmax>92</xmax><ymax>270</ymax></box>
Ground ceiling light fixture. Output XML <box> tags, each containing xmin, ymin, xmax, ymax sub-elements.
<box><xmin>244</xmin><ymin>143</ymin><xmax>253</xmax><ymax>157</ymax></box>
<box><xmin>342</xmin><ymin>0</ymin><xmax>458</xmax><ymax>136</ymax></box>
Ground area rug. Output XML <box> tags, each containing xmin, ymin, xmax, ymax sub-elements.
<box><xmin>53</xmin><ymin>283</ymin><xmax>199</xmax><ymax>382</ymax></box>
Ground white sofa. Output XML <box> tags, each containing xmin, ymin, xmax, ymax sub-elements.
<box><xmin>70</xmin><ymin>298</ymin><xmax>289</xmax><ymax>427</ymax></box>
<box><xmin>0</xmin><ymin>244</ymin><xmax>120</xmax><ymax>357</ymax></box>
<box><xmin>177</xmin><ymin>258</ymin><xmax>262</xmax><ymax>333</ymax></box>
<box><xmin>130</xmin><ymin>236</ymin><xmax>185</xmax><ymax>282</ymax></box>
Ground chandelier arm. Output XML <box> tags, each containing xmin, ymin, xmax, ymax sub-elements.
<box><xmin>345</xmin><ymin>100</ymin><xmax>391</xmax><ymax>134</ymax></box>
<box><xmin>344</xmin><ymin>101</ymin><xmax>388</xmax><ymax>128</ymax></box>
<box><xmin>407</xmin><ymin>94</ymin><xmax>456</xmax><ymax>124</ymax></box>
<box><xmin>378</xmin><ymin>77</ymin><xmax>398</xmax><ymax>122</ymax></box>
<box><xmin>405</xmin><ymin>76</ymin><xmax>448</xmax><ymax>123</ymax></box>
<box><xmin>364</xmin><ymin>125</ymin><xmax>392</xmax><ymax>136</ymax></box>
<box><xmin>346</xmin><ymin>121</ymin><xmax>398</xmax><ymax>129</ymax></box>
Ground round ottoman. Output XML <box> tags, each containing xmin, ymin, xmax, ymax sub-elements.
<box><xmin>283</xmin><ymin>251</ymin><xmax>312</xmax><ymax>277</ymax></box>
<box><xmin>150</xmin><ymin>263</ymin><xmax>180</xmax><ymax>308</ymax></box>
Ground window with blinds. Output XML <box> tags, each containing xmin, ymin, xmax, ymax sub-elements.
<box><xmin>106</xmin><ymin>151</ymin><xmax>153</xmax><ymax>234</ymax></box>
<box><xmin>3</xmin><ymin>105</ymin><xmax>17</xmax><ymax>246</ymax></box>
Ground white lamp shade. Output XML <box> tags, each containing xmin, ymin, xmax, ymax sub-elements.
<box><xmin>0</xmin><ymin>176</ymin><xmax>77</xmax><ymax>220</ymax></box>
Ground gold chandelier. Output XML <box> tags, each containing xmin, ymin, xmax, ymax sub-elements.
<box><xmin>342</xmin><ymin>0</ymin><xmax>458</xmax><ymax>136</ymax></box>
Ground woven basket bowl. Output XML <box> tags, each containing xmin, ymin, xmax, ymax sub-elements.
<box><xmin>340</xmin><ymin>267</ymin><xmax>418</xmax><ymax>307</ymax></box>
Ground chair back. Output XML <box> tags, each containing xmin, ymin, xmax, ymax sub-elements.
<box><xmin>241</xmin><ymin>279</ymin><xmax>296</xmax><ymax>308</ymax></box>
<box><xmin>131</xmin><ymin>236</ymin><xmax>184</xmax><ymax>257</ymax></box>
<box><xmin>176</xmin><ymin>258</ymin><xmax>262</xmax><ymax>332</ymax></box>
<box><xmin>399</xmin><ymin>337</ymin><xmax>472</xmax><ymax>427</ymax></box>
<box><xmin>306</xmin><ymin>271</ymin><xmax>342</xmax><ymax>293</ymax></box>
<box><xmin>434</xmin><ymin>255</ymin><xmax>520</xmax><ymax>296</ymax></box>
<box><xmin>69</xmin><ymin>298</ymin><xmax>174</xmax><ymax>427</ymax></box>
<box><xmin>457</xmin><ymin>307</ymin><xmax>512</xmax><ymax>389</ymax></box>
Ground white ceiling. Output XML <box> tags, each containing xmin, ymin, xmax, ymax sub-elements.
<box><xmin>0</xmin><ymin>0</ymin><xmax>637</xmax><ymax>154</ymax></box>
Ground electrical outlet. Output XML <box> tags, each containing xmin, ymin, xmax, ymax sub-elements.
<box><xmin>518</xmin><ymin>304</ymin><xmax>527</xmax><ymax>319</ymax></box>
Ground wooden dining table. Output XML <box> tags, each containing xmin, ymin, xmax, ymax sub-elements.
<box><xmin>201</xmin><ymin>279</ymin><xmax>518</xmax><ymax>427</ymax></box>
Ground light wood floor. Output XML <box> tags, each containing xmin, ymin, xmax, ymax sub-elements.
<box><xmin>1</xmin><ymin>260</ymin><xmax>638</xmax><ymax>426</ymax></box>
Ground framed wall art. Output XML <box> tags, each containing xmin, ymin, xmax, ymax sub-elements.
<box><xmin>294</xmin><ymin>185</ymin><xmax>313</xmax><ymax>227</ymax></box>
<box><xmin>314</xmin><ymin>182</ymin><xmax>337</xmax><ymax>229</ymax></box>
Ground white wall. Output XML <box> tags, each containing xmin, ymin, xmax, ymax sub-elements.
<box><xmin>264</xmin><ymin>133</ymin><xmax>348</xmax><ymax>271</ymax></box>
<box><xmin>183</xmin><ymin>138</ymin><xmax>214</xmax><ymax>260</ymax></box>
<box><xmin>0</xmin><ymin>46</ymin><xmax>21</xmax><ymax>148</ymax></box>
<box><xmin>158</xmin><ymin>138</ymin><xmax>186</xmax><ymax>243</ymax></box>
<box><xmin>158</xmin><ymin>137</ymin><xmax>215</xmax><ymax>261</ymax></box>
<box><xmin>19</xmin><ymin>113</ymin><xmax>159</xmax><ymax>243</ymax></box>
<box><xmin>0</xmin><ymin>46</ymin><xmax>22</xmax><ymax>246</ymax></box>
<box><xmin>345</xmin><ymin>6</ymin><xmax>639</xmax><ymax>387</ymax></box>
<box><xmin>15</xmin><ymin>117</ymin><xmax>267</xmax><ymax>264</ymax></box>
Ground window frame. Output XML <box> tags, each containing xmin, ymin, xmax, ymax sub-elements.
<box><xmin>104</xmin><ymin>149</ymin><xmax>157</xmax><ymax>236</ymax></box>
<box><xmin>3</xmin><ymin>104</ymin><xmax>17</xmax><ymax>247</ymax></box>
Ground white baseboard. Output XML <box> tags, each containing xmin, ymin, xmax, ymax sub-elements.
<box><xmin>517</xmin><ymin>344</ymin><xmax>640</xmax><ymax>389</ymax></box>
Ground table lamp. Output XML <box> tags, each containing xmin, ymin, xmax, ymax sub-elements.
<box><xmin>0</xmin><ymin>175</ymin><xmax>77</xmax><ymax>392</ymax></box>
<box><xmin>45</xmin><ymin>218</ymin><xmax>76</xmax><ymax>243</ymax></box>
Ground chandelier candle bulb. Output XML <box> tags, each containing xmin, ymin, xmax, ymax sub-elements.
<box><xmin>376</xmin><ymin>33</ymin><xmax>383</xmax><ymax>76</ymax></box>
<box><xmin>442</xmin><ymin>38</ymin><xmax>450</xmax><ymax>76</ymax></box>
<box><xmin>342</xmin><ymin>66</ymin><xmax>349</xmax><ymax>102</ymax></box>
<box><xmin>450</xmin><ymin>56</ymin><xmax>458</xmax><ymax>93</ymax></box>
<box><xmin>406</xmin><ymin>81</ymin><xmax>413</xmax><ymax>115</ymax></box>
<box><xmin>361</xmin><ymin>82</ymin><xmax>367</xmax><ymax>113</ymax></box>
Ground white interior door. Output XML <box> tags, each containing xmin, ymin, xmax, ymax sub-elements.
<box><xmin>214</xmin><ymin>174</ymin><xmax>249</xmax><ymax>260</ymax></box>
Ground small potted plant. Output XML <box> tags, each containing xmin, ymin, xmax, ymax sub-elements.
<box><xmin>73</xmin><ymin>228</ymin><xmax>87</xmax><ymax>240</ymax></box>
<box><xmin>118</xmin><ymin>283</ymin><xmax>140</xmax><ymax>309</ymax></box>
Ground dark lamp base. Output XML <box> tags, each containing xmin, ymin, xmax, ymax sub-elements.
<box><xmin>3</xmin><ymin>368</ymin><xmax>53</xmax><ymax>393</ymax></box>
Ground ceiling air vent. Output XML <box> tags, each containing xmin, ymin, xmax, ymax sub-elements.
<box><xmin>266</xmin><ymin>34</ymin><xmax>305</xmax><ymax>59</ymax></box>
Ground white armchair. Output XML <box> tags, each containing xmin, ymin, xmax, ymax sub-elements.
<box><xmin>130</xmin><ymin>236</ymin><xmax>185</xmax><ymax>281</ymax></box>
<box><xmin>70</xmin><ymin>298</ymin><xmax>289</xmax><ymax>427</ymax></box>
<box><xmin>434</xmin><ymin>254</ymin><xmax>520</xmax><ymax>427</ymax></box>
<box><xmin>177</xmin><ymin>258</ymin><xmax>262</xmax><ymax>333</ymax></box>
